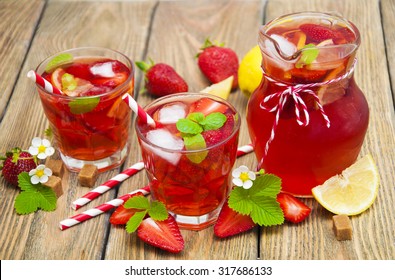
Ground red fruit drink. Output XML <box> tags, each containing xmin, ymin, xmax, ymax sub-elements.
<box><xmin>36</xmin><ymin>47</ymin><xmax>134</xmax><ymax>172</ymax></box>
<box><xmin>247</xmin><ymin>12</ymin><xmax>369</xmax><ymax>196</ymax></box>
<box><xmin>136</xmin><ymin>93</ymin><xmax>240</xmax><ymax>230</ymax></box>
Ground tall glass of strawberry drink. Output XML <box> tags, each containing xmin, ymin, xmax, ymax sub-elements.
<box><xmin>247</xmin><ymin>12</ymin><xmax>369</xmax><ymax>196</ymax></box>
<box><xmin>136</xmin><ymin>93</ymin><xmax>240</xmax><ymax>230</ymax></box>
<box><xmin>35</xmin><ymin>47</ymin><xmax>134</xmax><ymax>172</ymax></box>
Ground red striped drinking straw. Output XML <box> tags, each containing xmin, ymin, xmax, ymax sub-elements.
<box><xmin>72</xmin><ymin>161</ymin><xmax>145</xmax><ymax>210</ymax></box>
<box><xmin>27</xmin><ymin>70</ymin><xmax>63</xmax><ymax>95</ymax></box>
<box><xmin>122</xmin><ymin>93</ymin><xmax>156</xmax><ymax>127</ymax></box>
<box><xmin>59</xmin><ymin>144</ymin><xmax>254</xmax><ymax>230</ymax></box>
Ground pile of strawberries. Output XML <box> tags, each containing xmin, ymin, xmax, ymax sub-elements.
<box><xmin>137</xmin><ymin>38</ymin><xmax>239</xmax><ymax>97</ymax></box>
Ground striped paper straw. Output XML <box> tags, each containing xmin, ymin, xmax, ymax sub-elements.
<box><xmin>72</xmin><ymin>161</ymin><xmax>145</xmax><ymax>210</ymax></box>
<box><xmin>236</xmin><ymin>143</ymin><xmax>253</xmax><ymax>157</ymax></box>
<box><xmin>27</xmin><ymin>70</ymin><xmax>63</xmax><ymax>95</ymax></box>
<box><xmin>122</xmin><ymin>93</ymin><xmax>156</xmax><ymax>127</ymax></box>
<box><xmin>60</xmin><ymin>185</ymin><xmax>150</xmax><ymax>230</ymax></box>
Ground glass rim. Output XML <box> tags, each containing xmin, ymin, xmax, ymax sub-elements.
<box><xmin>35</xmin><ymin>46</ymin><xmax>134</xmax><ymax>100</ymax></box>
<box><xmin>135</xmin><ymin>92</ymin><xmax>241</xmax><ymax>154</ymax></box>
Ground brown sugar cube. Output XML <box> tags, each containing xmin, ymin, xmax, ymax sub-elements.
<box><xmin>43</xmin><ymin>176</ymin><xmax>63</xmax><ymax>198</ymax></box>
<box><xmin>45</xmin><ymin>158</ymin><xmax>65</xmax><ymax>177</ymax></box>
<box><xmin>78</xmin><ymin>164</ymin><xmax>98</xmax><ymax>187</ymax></box>
<box><xmin>333</xmin><ymin>214</ymin><xmax>353</xmax><ymax>241</ymax></box>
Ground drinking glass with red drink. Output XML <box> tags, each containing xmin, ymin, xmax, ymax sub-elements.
<box><xmin>136</xmin><ymin>93</ymin><xmax>240</xmax><ymax>230</ymax></box>
<box><xmin>247</xmin><ymin>12</ymin><xmax>369</xmax><ymax>196</ymax></box>
<box><xmin>35</xmin><ymin>47</ymin><xmax>134</xmax><ymax>172</ymax></box>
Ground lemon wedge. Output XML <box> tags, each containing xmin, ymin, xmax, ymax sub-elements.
<box><xmin>312</xmin><ymin>154</ymin><xmax>380</xmax><ymax>215</ymax></box>
<box><xmin>200</xmin><ymin>76</ymin><xmax>233</xmax><ymax>100</ymax></box>
<box><xmin>238</xmin><ymin>45</ymin><xmax>262</xmax><ymax>97</ymax></box>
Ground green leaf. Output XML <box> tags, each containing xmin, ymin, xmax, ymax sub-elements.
<box><xmin>14</xmin><ymin>191</ymin><xmax>40</xmax><ymax>214</ymax></box>
<box><xmin>18</xmin><ymin>172</ymin><xmax>35</xmax><ymax>191</ymax></box>
<box><xmin>35</xmin><ymin>185</ymin><xmax>57</xmax><ymax>211</ymax></box>
<box><xmin>68</xmin><ymin>96</ymin><xmax>100</xmax><ymax>114</ymax></box>
<box><xmin>295</xmin><ymin>43</ymin><xmax>319</xmax><ymax>68</ymax></box>
<box><xmin>187</xmin><ymin>112</ymin><xmax>205</xmax><ymax>124</ymax></box>
<box><xmin>61</xmin><ymin>73</ymin><xmax>77</xmax><ymax>91</ymax></box>
<box><xmin>148</xmin><ymin>201</ymin><xmax>168</xmax><ymax>221</ymax></box>
<box><xmin>176</xmin><ymin>118</ymin><xmax>203</xmax><ymax>135</ymax></box>
<box><xmin>228</xmin><ymin>187</ymin><xmax>253</xmax><ymax>215</ymax></box>
<box><xmin>202</xmin><ymin>112</ymin><xmax>227</xmax><ymax>131</ymax></box>
<box><xmin>126</xmin><ymin>210</ymin><xmax>147</xmax><ymax>233</ymax></box>
<box><xmin>45</xmin><ymin>53</ymin><xmax>73</xmax><ymax>73</ymax></box>
<box><xmin>249</xmin><ymin>174</ymin><xmax>281</xmax><ymax>198</ymax></box>
<box><xmin>44</xmin><ymin>127</ymin><xmax>53</xmax><ymax>138</ymax></box>
<box><xmin>249</xmin><ymin>196</ymin><xmax>284</xmax><ymax>226</ymax></box>
<box><xmin>183</xmin><ymin>134</ymin><xmax>208</xmax><ymax>163</ymax></box>
<box><xmin>124</xmin><ymin>196</ymin><xmax>150</xmax><ymax>210</ymax></box>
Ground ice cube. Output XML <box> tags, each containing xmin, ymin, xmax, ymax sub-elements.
<box><xmin>270</xmin><ymin>34</ymin><xmax>297</xmax><ymax>57</ymax></box>
<box><xmin>90</xmin><ymin>62</ymin><xmax>115</xmax><ymax>78</ymax></box>
<box><xmin>263</xmin><ymin>35</ymin><xmax>296</xmax><ymax>71</ymax></box>
<box><xmin>157</xmin><ymin>102</ymin><xmax>187</xmax><ymax>124</ymax></box>
<box><xmin>144</xmin><ymin>128</ymin><xmax>184</xmax><ymax>165</ymax></box>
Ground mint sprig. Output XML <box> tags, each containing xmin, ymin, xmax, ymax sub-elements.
<box><xmin>176</xmin><ymin>111</ymin><xmax>227</xmax><ymax>163</ymax></box>
<box><xmin>295</xmin><ymin>43</ymin><xmax>319</xmax><ymax>68</ymax></box>
<box><xmin>124</xmin><ymin>196</ymin><xmax>168</xmax><ymax>233</ymax></box>
<box><xmin>228</xmin><ymin>174</ymin><xmax>284</xmax><ymax>226</ymax></box>
<box><xmin>14</xmin><ymin>172</ymin><xmax>57</xmax><ymax>215</ymax></box>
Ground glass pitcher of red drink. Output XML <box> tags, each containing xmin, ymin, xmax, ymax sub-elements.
<box><xmin>246</xmin><ymin>12</ymin><xmax>369</xmax><ymax>196</ymax></box>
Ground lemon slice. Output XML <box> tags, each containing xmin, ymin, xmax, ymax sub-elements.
<box><xmin>200</xmin><ymin>76</ymin><xmax>233</xmax><ymax>100</ymax></box>
<box><xmin>312</xmin><ymin>154</ymin><xmax>379</xmax><ymax>215</ymax></box>
<box><xmin>238</xmin><ymin>45</ymin><xmax>262</xmax><ymax>98</ymax></box>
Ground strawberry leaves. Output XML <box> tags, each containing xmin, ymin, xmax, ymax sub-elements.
<box><xmin>228</xmin><ymin>174</ymin><xmax>284</xmax><ymax>226</ymax></box>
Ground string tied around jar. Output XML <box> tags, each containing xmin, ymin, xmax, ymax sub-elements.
<box><xmin>259</xmin><ymin>58</ymin><xmax>357</xmax><ymax>163</ymax></box>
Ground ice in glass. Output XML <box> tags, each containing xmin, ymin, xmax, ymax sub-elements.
<box><xmin>136</xmin><ymin>93</ymin><xmax>240</xmax><ymax>230</ymax></box>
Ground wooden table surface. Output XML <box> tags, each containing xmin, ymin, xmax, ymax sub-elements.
<box><xmin>1</xmin><ymin>0</ymin><xmax>394</xmax><ymax>260</ymax></box>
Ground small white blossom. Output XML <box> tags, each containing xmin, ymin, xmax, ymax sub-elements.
<box><xmin>29</xmin><ymin>164</ymin><xmax>52</xmax><ymax>185</ymax></box>
<box><xmin>232</xmin><ymin>165</ymin><xmax>256</xmax><ymax>189</ymax></box>
<box><xmin>29</xmin><ymin>137</ymin><xmax>55</xmax><ymax>159</ymax></box>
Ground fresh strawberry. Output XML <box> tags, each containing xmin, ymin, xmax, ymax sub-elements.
<box><xmin>197</xmin><ymin>39</ymin><xmax>239</xmax><ymax>89</ymax></box>
<box><xmin>277</xmin><ymin>193</ymin><xmax>311</xmax><ymax>223</ymax></box>
<box><xmin>1</xmin><ymin>148</ymin><xmax>37</xmax><ymax>186</ymax></box>
<box><xmin>136</xmin><ymin>60</ymin><xmax>188</xmax><ymax>97</ymax></box>
<box><xmin>189</xmin><ymin>97</ymin><xmax>228</xmax><ymax>115</ymax></box>
<box><xmin>202</xmin><ymin>130</ymin><xmax>223</xmax><ymax>146</ymax></box>
<box><xmin>214</xmin><ymin>200</ymin><xmax>255</xmax><ymax>238</ymax></box>
<box><xmin>109</xmin><ymin>192</ymin><xmax>145</xmax><ymax>225</ymax></box>
<box><xmin>137</xmin><ymin>215</ymin><xmax>184</xmax><ymax>253</ymax></box>
<box><xmin>299</xmin><ymin>24</ymin><xmax>335</xmax><ymax>43</ymax></box>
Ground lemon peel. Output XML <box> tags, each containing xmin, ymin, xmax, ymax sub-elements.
<box><xmin>238</xmin><ymin>45</ymin><xmax>262</xmax><ymax>98</ymax></box>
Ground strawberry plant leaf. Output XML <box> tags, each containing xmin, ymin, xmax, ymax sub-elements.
<box><xmin>148</xmin><ymin>201</ymin><xmax>168</xmax><ymax>221</ymax></box>
<box><xmin>124</xmin><ymin>196</ymin><xmax>150</xmax><ymax>210</ymax></box>
<box><xmin>249</xmin><ymin>174</ymin><xmax>282</xmax><ymax>198</ymax></box>
<box><xmin>68</xmin><ymin>97</ymin><xmax>100</xmax><ymax>114</ymax></box>
<box><xmin>249</xmin><ymin>196</ymin><xmax>284</xmax><ymax>226</ymax></box>
<box><xmin>202</xmin><ymin>112</ymin><xmax>226</xmax><ymax>131</ymax></box>
<box><xmin>228</xmin><ymin>187</ymin><xmax>253</xmax><ymax>215</ymax></box>
<box><xmin>18</xmin><ymin>172</ymin><xmax>35</xmax><ymax>191</ymax></box>
<box><xmin>35</xmin><ymin>185</ymin><xmax>57</xmax><ymax>211</ymax></box>
<box><xmin>14</xmin><ymin>191</ymin><xmax>40</xmax><ymax>214</ymax></box>
<box><xmin>126</xmin><ymin>210</ymin><xmax>147</xmax><ymax>233</ymax></box>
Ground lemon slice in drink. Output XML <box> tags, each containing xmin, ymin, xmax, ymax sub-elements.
<box><xmin>312</xmin><ymin>154</ymin><xmax>379</xmax><ymax>215</ymax></box>
<box><xmin>200</xmin><ymin>76</ymin><xmax>233</xmax><ymax>100</ymax></box>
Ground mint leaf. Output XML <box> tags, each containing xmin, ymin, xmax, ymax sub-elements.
<box><xmin>176</xmin><ymin>118</ymin><xmax>203</xmax><ymax>134</ymax></box>
<box><xmin>148</xmin><ymin>201</ymin><xmax>168</xmax><ymax>221</ymax></box>
<box><xmin>228</xmin><ymin>173</ymin><xmax>284</xmax><ymax>227</ymax></box>
<box><xmin>295</xmin><ymin>43</ymin><xmax>319</xmax><ymax>68</ymax></box>
<box><xmin>68</xmin><ymin>97</ymin><xmax>100</xmax><ymax>114</ymax></box>
<box><xmin>183</xmin><ymin>134</ymin><xmax>208</xmax><ymax>163</ymax></box>
<box><xmin>45</xmin><ymin>53</ymin><xmax>73</xmax><ymax>73</ymax></box>
<box><xmin>187</xmin><ymin>112</ymin><xmax>205</xmax><ymax>124</ymax></box>
<box><xmin>126</xmin><ymin>210</ymin><xmax>147</xmax><ymax>233</ymax></box>
<box><xmin>124</xmin><ymin>196</ymin><xmax>150</xmax><ymax>210</ymax></box>
<box><xmin>202</xmin><ymin>112</ymin><xmax>227</xmax><ymax>131</ymax></box>
<box><xmin>15</xmin><ymin>173</ymin><xmax>57</xmax><ymax>215</ymax></box>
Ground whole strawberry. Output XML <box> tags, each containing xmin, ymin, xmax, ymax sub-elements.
<box><xmin>136</xmin><ymin>60</ymin><xmax>188</xmax><ymax>97</ymax></box>
<box><xmin>1</xmin><ymin>148</ymin><xmax>37</xmax><ymax>186</ymax></box>
<box><xmin>197</xmin><ymin>38</ymin><xmax>239</xmax><ymax>89</ymax></box>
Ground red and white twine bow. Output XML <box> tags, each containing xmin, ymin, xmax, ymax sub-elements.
<box><xmin>259</xmin><ymin>59</ymin><xmax>357</xmax><ymax>160</ymax></box>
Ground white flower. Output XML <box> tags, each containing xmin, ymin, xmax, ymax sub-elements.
<box><xmin>29</xmin><ymin>164</ymin><xmax>52</xmax><ymax>185</ymax></box>
<box><xmin>232</xmin><ymin>165</ymin><xmax>256</xmax><ymax>189</ymax></box>
<box><xmin>29</xmin><ymin>137</ymin><xmax>55</xmax><ymax>159</ymax></box>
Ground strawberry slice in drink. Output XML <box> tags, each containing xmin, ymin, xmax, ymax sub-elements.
<box><xmin>299</xmin><ymin>23</ymin><xmax>335</xmax><ymax>43</ymax></box>
<box><xmin>189</xmin><ymin>97</ymin><xmax>228</xmax><ymax>115</ymax></box>
<box><xmin>137</xmin><ymin>215</ymin><xmax>184</xmax><ymax>253</ymax></box>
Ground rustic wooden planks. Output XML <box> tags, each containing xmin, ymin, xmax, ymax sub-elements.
<box><xmin>262</xmin><ymin>0</ymin><xmax>395</xmax><ymax>260</ymax></box>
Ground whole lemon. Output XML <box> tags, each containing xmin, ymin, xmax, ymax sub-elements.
<box><xmin>238</xmin><ymin>45</ymin><xmax>263</xmax><ymax>98</ymax></box>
